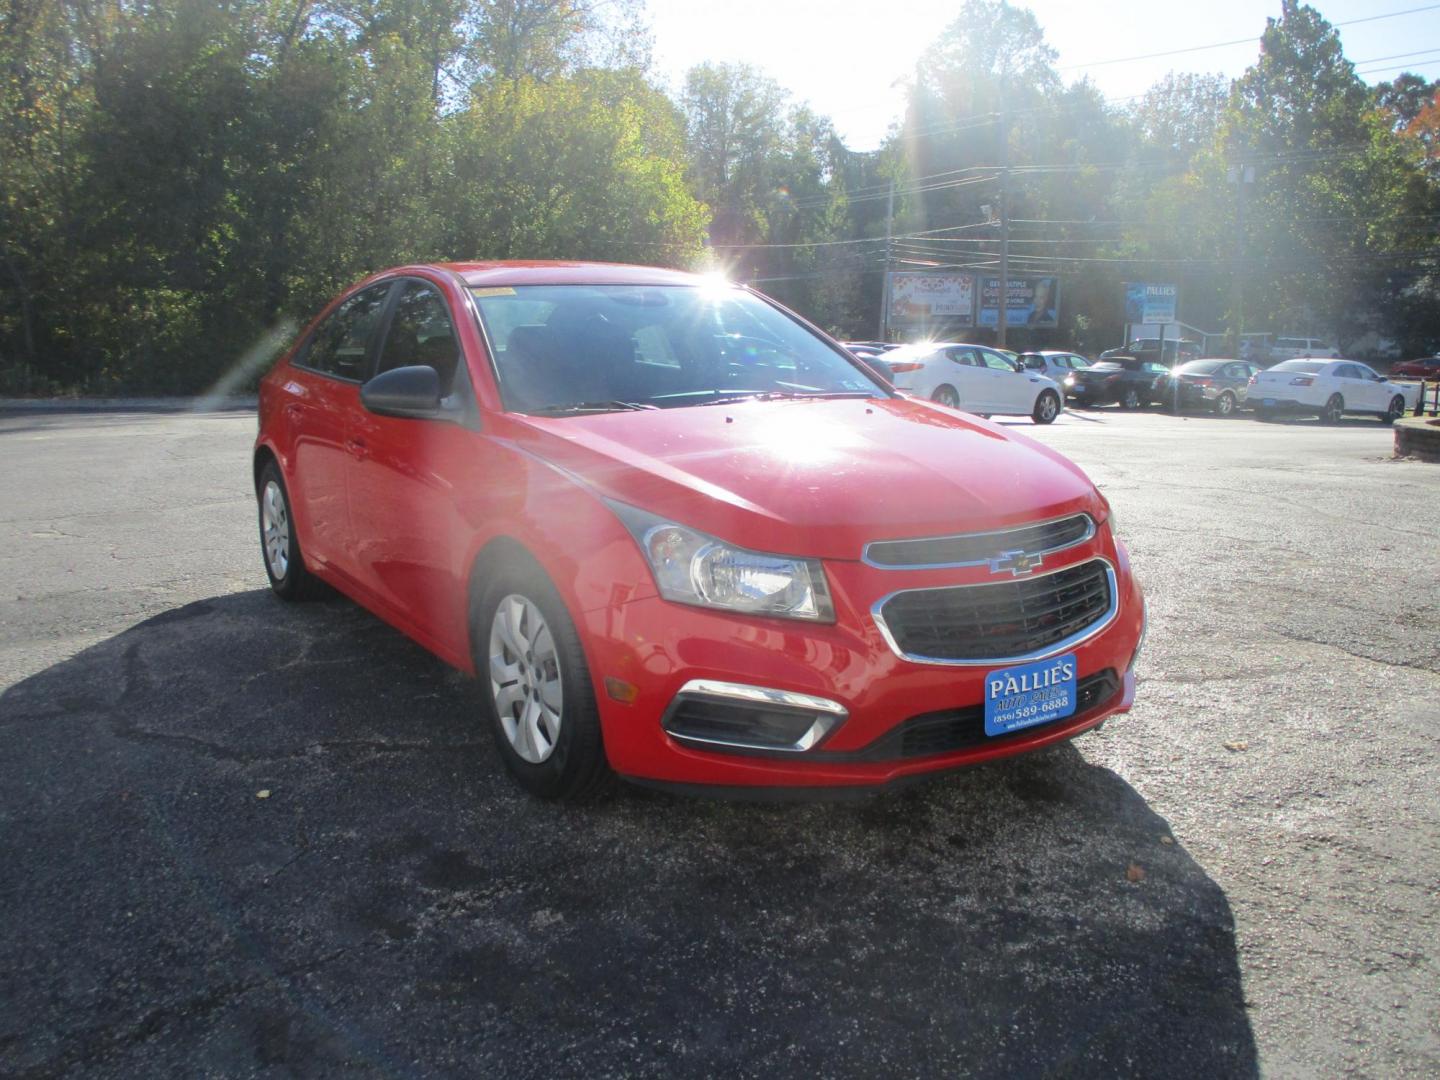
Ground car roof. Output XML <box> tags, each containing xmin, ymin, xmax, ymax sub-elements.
<box><xmin>427</xmin><ymin>261</ymin><xmax>715</xmax><ymax>288</ymax></box>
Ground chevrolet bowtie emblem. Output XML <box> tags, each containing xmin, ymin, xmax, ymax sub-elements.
<box><xmin>989</xmin><ymin>549</ymin><xmax>1041</xmax><ymax>576</ymax></box>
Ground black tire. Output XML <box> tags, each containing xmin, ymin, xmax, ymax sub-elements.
<box><xmin>1032</xmin><ymin>390</ymin><xmax>1060</xmax><ymax>424</ymax></box>
<box><xmin>257</xmin><ymin>460</ymin><xmax>320</xmax><ymax>600</ymax></box>
<box><xmin>1255</xmin><ymin>406</ymin><xmax>1274</xmax><ymax>422</ymax></box>
<box><xmin>1382</xmin><ymin>395</ymin><xmax>1405</xmax><ymax>424</ymax></box>
<box><xmin>1215</xmin><ymin>391</ymin><xmax>1237</xmax><ymax>417</ymax></box>
<box><xmin>932</xmin><ymin>384</ymin><xmax>960</xmax><ymax>408</ymax></box>
<box><xmin>471</xmin><ymin>560</ymin><xmax>612</xmax><ymax>800</ymax></box>
<box><xmin>1121</xmin><ymin>387</ymin><xmax>1142</xmax><ymax>410</ymax></box>
<box><xmin>1322</xmin><ymin>394</ymin><xmax>1344</xmax><ymax>425</ymax></box>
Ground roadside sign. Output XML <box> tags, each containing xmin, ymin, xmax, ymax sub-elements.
<box><xmin>978</xmin><ymin>276</ymin><xmax>1060</xmax><ymax>329</ymax></box>
<box><xmin>1124</xmin><ymin>283</ymin><xmax>1177</xmax><ymax>325</ymax></box>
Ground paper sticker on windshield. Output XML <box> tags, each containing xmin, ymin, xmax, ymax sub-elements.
<box><xmin>472</xmin><ymin>287</ymin><xmax>516</xmax><ymax>297</ymax></box>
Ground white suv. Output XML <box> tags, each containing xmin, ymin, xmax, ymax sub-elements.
<box><xmin>1269</xmin><ymin>336</ymin><xmax>1338</xmax><ymax>361</ymax></box>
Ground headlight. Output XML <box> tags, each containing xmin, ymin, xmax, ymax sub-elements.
<box><xmin>608</xmin><ymin>501</ymin><xmax>835</xmax><ymax>622</ymax></box>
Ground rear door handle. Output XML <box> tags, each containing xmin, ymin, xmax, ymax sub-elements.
<box><xmin>346</xmin><ymin>437</ymin><xmax>368</xmax><ymax>459</ymax></box>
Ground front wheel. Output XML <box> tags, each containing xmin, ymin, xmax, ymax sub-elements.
<box><xmin>1032</xmin><ymin>390</ymin><xmax>1060</xmax><ymax>424</ymax></box>
<box><xmin>473</xmin><ymin>563</ymin><xmax>612</xmax><ymax>800</ymax></box>
<box><xmin>1322</xmin><ymin>394</ymin><xmax>1345</xmax><ymax>425</ymax></box>
<box><xmin>1121</xmin><ymin>387</ymin><xmax>1142</xmax><ymax>410</ymax></box>
<box><xmin>932</xmin><ymin>385</ymin><xmax>960</xmax><ymax>409</ymax></box>
<box><xmin>1382</xmin><ymin>395</ymin><xmax>1405</xmax><ymax>424</ymax></box>
<box><xmin>1214</xmin><ymin>391</ymin><xmax>1237</xmax><ymax>417</ymax></box>
<box><xmin>257</xmin><ymin>461</ymin><xmax>320</xmax><ymax>600</ymax></box>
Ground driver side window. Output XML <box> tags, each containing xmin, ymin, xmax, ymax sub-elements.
<box><xmin>375</xmin><ymin>281</ymin><xmax>461</xmax><ymax>395</ymax></box>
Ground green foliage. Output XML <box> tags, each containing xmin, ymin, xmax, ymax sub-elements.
<box><xmin>0</xmin><ymin>0</ymin><xmax>699</xmax><ymax>394</ymax></box>
<box><xmin>1</xmin><ymin>0</ymin><xmax>1438</xmax><ymax>391</ymax></box>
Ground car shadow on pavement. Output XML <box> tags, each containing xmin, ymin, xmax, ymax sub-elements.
<box><xmin>1</xmin><ymin>591</ymin><xmax>1258</xmax><ymax>1079</ymax></box>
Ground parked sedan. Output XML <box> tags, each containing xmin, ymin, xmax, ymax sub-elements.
<box><xmin>883</xmin><ymin>341</ymin><xmax>1065</xmax><ymax>423</ymax></box>
<box><xmin>1067</xmin><ymin>357</ymin><xmax>1170</xmax><ymax>409</ymax></box>
<box><xmin>1250</xmin><ymin>359</ymin><xmax>1419</xmax><ymax>423</ymax></box>
<box><xmin>1019</xmin><ymin>350</ymin><xmax>1092</xmax><ymax>385</ymax></box>
<box><xmin>1160</xmin><ymin>359</ymin><xmax>1261</xmax><ymax>416</ymax></box>
<box><xmin>1389</xmin><ymin>355</ymin><xmax>1440</xmax><ymax>380</ymax></box>
<box><xmin>254</xmin><ymin>263</ymin><xmax>1143</xmax><ymax>799</ymax></box>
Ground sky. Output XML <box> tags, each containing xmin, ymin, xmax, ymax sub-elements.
<box><xmin>646</xmin><ymin>0</ymin><xmax>1440</xmax><ymax>150</ymax></box>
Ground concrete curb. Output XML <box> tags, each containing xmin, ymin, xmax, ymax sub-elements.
<box><xmin>0</xmin><ymin>396</ymin><xmax>257</xmax><ymax>413</ymax></box>
<box><xmin>1394</xmin><ymin>416</ymin><xmax>1440</xmax><ymax>462</ymax></box>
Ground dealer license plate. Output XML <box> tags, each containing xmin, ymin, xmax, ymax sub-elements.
<box><xmin>983</xmin><ymin>653</ymin><xmax>1078</xmax><ymax>737</ymax></box>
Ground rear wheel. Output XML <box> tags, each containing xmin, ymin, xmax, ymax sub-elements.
<box><xmin>932</xmin><ymin>384</ymin><xmax>960</xmax><ymax>409</ymax></box>
<box><xmin>472</xmin><ymin>561</ymin><xmax>612</xmax><ymax>800</ymax></box>
<box><xmin>1382</xmin><ymin>395</ymin><xmax>1405</xmax><ymax>424</ymax></box>
<box><xmin>257</xmin><ymin>461</ymin><xmax>320</xmax><ymax>600</ymax></box>
<box><xmin>1032</xmin><ymin>390</ymin><xmax>1060</xmax><ymax>424</ymax></box>
<box><xmin>1121</xmin><ymin>387</ymin><xmax>1142</xmax><ymax>410</ymax></box>
<box><xmin>1322</xmin><ymin>394</ymin><xmax>1344</xmax><ymax>425</ymax></box>
<box><xmin>1215</xmin><ymin>391</ymin><xmax>1236</xmax><ymax>417</ymax></box>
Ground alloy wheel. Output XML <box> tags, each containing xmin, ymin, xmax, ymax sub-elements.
<box><xmin>488</xmin><ymin>594</ymin><xmax>564</xmax><ymax>764</ymax></box>
<box><xmin>1216</xmin><ymin>392</ymin><xmax>1235</xmax><ymax>416</ymax></box>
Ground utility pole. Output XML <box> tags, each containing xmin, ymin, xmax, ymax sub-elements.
<box><xmin>877</xmin><ymin>177</ymin><xmax>895</xmax><ymax>342</ymax></box>
<box><xmin>1228</xmin><ymin>163</ymin><xmax>1254</xmax><ymax>357</ymax></box>
<box><xmin>996</xmin><ymin>98</ymin><xmax>1010</xmax><ymax>350</ymax></box>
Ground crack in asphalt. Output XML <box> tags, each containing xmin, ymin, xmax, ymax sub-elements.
<box><xmin>1268</xmin><ymin>629</ymin><xmax>1440</xmax><ymax>677</ymax></box>
<box><xmin>8</xmin><ymin>950</ymin><xmax>351</xmax><ymax>1080</ymax></box>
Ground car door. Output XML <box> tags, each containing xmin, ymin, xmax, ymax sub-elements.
<box><xmin>978</xmin><ymin>347</ymin><xmax>1030</xmax><ymax>411</ymax></box>
<box><xmin>1350</xmin><ymin>363</ymin><xmax>1391</xmax><ymax>411</ymax></box>
<box><xmin>941</xmin><ymin>346</ymin><xmax>989</xmax><ymax>410</ymax></box>
<box><xmin>347</xmin><ymin>276</ymin><xmax>483</xmax><ymax>649</ymax></box>
<box><xmin>281</xmin><ymin>280</ymin><xmax>394</xmax><ymax>581</ymax></box>
<box><xmin>1331</xmin><ymin>363</ymin><xmax>1369</xmax><ymax>411</ymax></box>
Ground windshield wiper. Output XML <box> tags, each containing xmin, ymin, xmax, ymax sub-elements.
<box><xmin>526</xmin><ymin>400</ymin><xmax>658</xmax><ymax>415</ymax></box>
<box><xmin>691</xmin><ymin>390</ymin><xmax>880</xmax><ymax>407</ymax></box>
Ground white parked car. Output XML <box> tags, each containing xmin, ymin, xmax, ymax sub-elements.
<box><xmin>1268</xmin><ymin>336</ymin><xmax>1339</xmax><ymax>361</ymax></box>
<box><xmin>1250</xmin><ymin>359</ymin><xmax>1419</xmax><ymax>423</ymax></box>
<box><xmin>885</xmin><ymin>341</ymin><xmax>1065</xmax><ymax>424</ymax></box>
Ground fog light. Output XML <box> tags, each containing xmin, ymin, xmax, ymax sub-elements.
<box><xmin>661</xmin><ymin>680</ymin><xmax>846</xmax><ymax>753</ymax></box>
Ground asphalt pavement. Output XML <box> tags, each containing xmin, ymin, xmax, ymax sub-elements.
<box><xmin>1</xmin><ymin>403</ymin><xmax>1437</xmax><ymax>1078</ymax></box>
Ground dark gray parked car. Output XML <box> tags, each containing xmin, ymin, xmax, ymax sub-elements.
<box><xmin>1160</xmin><ymin>359</ymin><xmax>1262</xmax><ymax>416</ymax></box>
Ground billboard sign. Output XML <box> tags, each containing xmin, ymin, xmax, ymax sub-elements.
<box><xmin>1124</xmin><ymin>282</ymin><xmax>1178</xmax><ymax>325</ymax></box>
<box><xmin>887</xmin><ymin>272</ymin><xmax>975</xmax><ymax>326</ymax></box>
<box><xmin>978</xmin><ymin>277</ymin><xmax>1060</xmax><ymax>329</ymax></box>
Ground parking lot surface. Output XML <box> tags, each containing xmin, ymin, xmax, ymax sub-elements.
<box><xmin>2</xmin><ymin>405</ymin><xmax>1437</xmax><ymax>1078</ymax></box>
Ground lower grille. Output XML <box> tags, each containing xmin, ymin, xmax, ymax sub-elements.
<box><xmin>875</xmin><ymin>559</ymin><xmax>1115</xmax><ymax>664</ymax></box>
<box><xmin>847</xmin><ymin>669</ymin><xmax>1120</xmax><ymax>762</ymax></box>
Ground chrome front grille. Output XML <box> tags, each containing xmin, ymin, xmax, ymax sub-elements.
<box><xmin>873</xmin><ymin>559</ymin><xmax>1117</xmax><ymax>665</ymax></box>
<box><xmin>863</xmin><ymin>514</ymin><xmax>1094</xmax><ymax>570</ymax></box>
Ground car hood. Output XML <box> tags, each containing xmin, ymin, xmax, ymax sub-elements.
<box><xmin>506</xmin><ymin>397</ymin><xmax>1101</xmax><ymax>560</ymax></box>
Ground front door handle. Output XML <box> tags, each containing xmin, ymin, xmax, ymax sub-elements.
<box><xmin>346</xmin><ymin>436</ymin><xmax>368</xmax><ymax>459</ymax></box>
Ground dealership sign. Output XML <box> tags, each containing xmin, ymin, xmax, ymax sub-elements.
<box><xmin>888</xmin><ymin>272</ymin><xmax>975</xmax><ymax>326</ymax></box>
<box><xmin>1124</xmin><ymin>282</ymin><xmax>1178</xmax><ymax>325</ymax></box>
<box><xmin>978</xmin><ymin>277</ymin><xmax>1060</xmax><ymax>329</ymax></box>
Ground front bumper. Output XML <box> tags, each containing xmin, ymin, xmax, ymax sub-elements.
<box><xmin>580</xmin><ymin>540</ymin><xmax>1145</xmax><ymax>791</ymax></box>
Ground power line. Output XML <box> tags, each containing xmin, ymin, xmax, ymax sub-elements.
<box><xmin>1057</xmin><ymin>3</ymin><xmax>1440</xmax><ymax>71</ymax></box>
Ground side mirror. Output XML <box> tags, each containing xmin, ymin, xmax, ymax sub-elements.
<box><xmin>361</xmin><ymin>365</ymin><xmax>442</xmax><ymax>419</ymax></box>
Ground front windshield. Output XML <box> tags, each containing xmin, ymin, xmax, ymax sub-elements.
<box><xmin>471</xmin><ymin>284</ymin><xmax>886</xmax><ymax>413</ymax></box>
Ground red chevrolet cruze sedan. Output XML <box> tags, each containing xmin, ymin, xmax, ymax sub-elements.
<box><xmin>254</xmin><ymin>262</ymin><xmax>1145</xmax><ymax>799</ymax></box>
